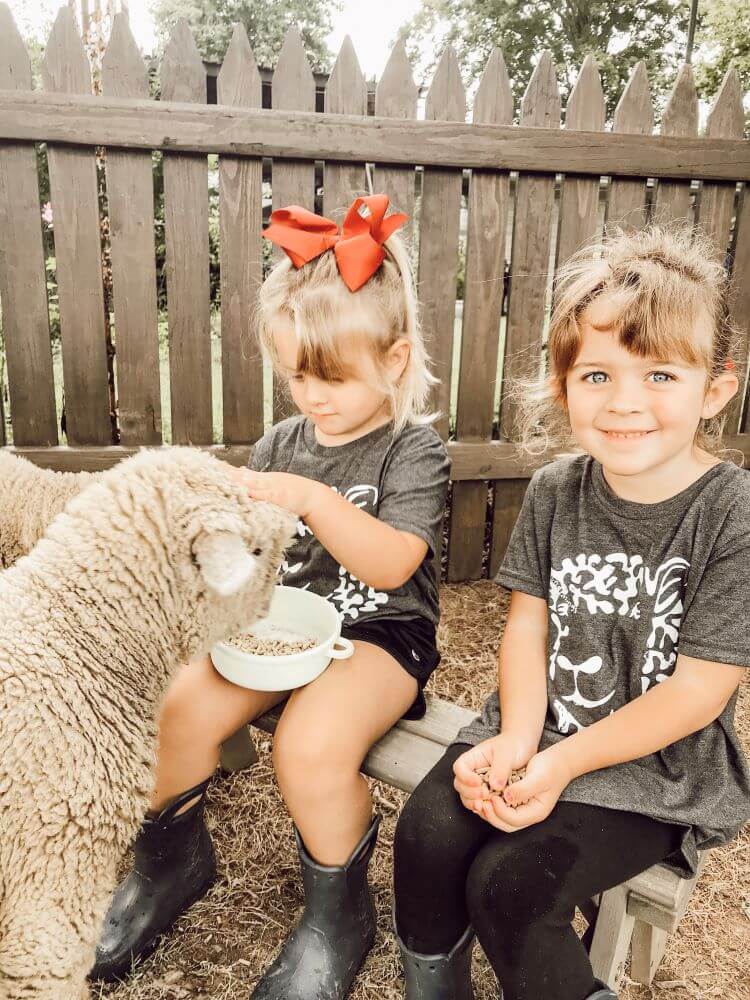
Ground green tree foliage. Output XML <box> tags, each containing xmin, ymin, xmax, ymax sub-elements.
<box><xmin>401</xmin><ymin>0</ymin><xmax>691</xmax><ymax>119</ymax></box>
<box><xmin>151</xmin><ymin>0</ymin><xmax>338</xmax><ymax>69</ymax></box>
<box><xmin>694</xmin><ymin>0</ymin><xmax>750</xmax><ymax>101</ymax></box>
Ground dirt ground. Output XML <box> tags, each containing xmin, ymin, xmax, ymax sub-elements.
<box><xmin>93</xmin><ymin>581</ymin><xmax>749</xmax><ymax>1000</ymax></box>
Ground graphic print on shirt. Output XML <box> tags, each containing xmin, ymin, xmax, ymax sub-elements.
<box><xmin>548</xmin><ymin>552</ymin><xmax>690</xmax><ymax>732</ymax></box>
<box><xmin>281</xmin><ymin>483</ymin><xmax>390</xmax><ymax>621</ymax></box>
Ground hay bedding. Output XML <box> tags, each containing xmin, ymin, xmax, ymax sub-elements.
<box><xmin>93</xmin><ymin>582</ymin><xmax>749</xmax><ymax>1000</ymax></box>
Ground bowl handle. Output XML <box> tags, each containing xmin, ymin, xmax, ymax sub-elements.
<box><xmin>329</xmin><ymin>637</ymin><xmax>355</xmax><ymax>660</ymax></box>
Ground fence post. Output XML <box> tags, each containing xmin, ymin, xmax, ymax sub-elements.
<box><xmin>605</xmin><ymin>61</ymin><xmax>653</xmax><ymax>231</ymax></box>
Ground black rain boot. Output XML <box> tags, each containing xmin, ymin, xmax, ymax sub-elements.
<box><xmin>395</xmin><ymin>920</ymin><xmax>475</xmax><ymax>999</ymax></box>
<box><xmin>250</xmin><ymin>814</ymin><xmax>381</xmax><ymax>1000</ymax></box>
<box><xmin>587</xmin><ymin>981</ymin><xmax>618</xmax><ymax>999</ymax></box>
<box><xmin>89</xmin><ymin>779</ymin><xmax>216</xmax><ymax>981</ymax></box>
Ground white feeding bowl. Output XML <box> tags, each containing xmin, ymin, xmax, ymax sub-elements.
<box><xmin>211</xmin><ymin>585</ymin><xmax>354</xmax><ymax>691</ymax></box>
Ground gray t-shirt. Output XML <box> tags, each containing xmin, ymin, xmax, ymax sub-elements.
<box><xmin>249</xmin><ymin>416</ymin><xmax>450</xmax><ymax>625</ymax></box>
<box><xmin>456</xmin><ymin>454</ymin><xmax>750</xmax><ymax>874</ymax></box>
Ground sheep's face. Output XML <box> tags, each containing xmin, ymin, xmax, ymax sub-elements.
<box><xmin>176</xmin><ymin>472</ymin><xmax>296</xmax><ymax>661</ymax></box>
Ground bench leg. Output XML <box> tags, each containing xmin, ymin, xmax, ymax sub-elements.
<box><xmin>588</xmin><ymin>885</ymin><xmax>635</xmax><ymax>989</ymax></box>
<box><xmin>219</xmin><ymin>725</ymin><xmax>258</xmax><ymax>773</ymax></box>
<box><xmin>629</xmin><ymin>920</ymin><xmax>668</xmax><ymax>985</ymax></box>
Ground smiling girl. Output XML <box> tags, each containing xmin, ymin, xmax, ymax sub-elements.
<box><xmin>392</xmin><ymin>226</ymin><xmax>750</xmax><ymax>1000</ymax></box>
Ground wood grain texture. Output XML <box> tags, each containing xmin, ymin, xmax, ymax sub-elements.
<box><xmin>373</xmin><ymin>39</ymin><xmax>418</xmax><ymax>243</ymax></box>
<box><xmin>418</xmin><ymin>47</ymin><xmax>465</xmax><ymax>441</ymax></box>
<box><xmin>0</xmin><ymin>2</ymin><xmax>57</xmax><ymax>446</ymax></box>
<box><xmin>727</xmin><ymin>188</ymin><xmax>750</xmax><ymax>433</ymax></box>
<box><xmin>270</xmin><ymin>26</ymin><xmax>316</xmax><ymax>422</ymax></box>
<box><xmin>218</xmin><ymin>24</ymin><xmax>264</xmax><ymax>444</ymax></box>
<box><xmin>161</xmin><ymin>19</ymin><xmax>212</xmax><ymax>444</ymax></box>
<box><xmin>556</xmin><ymin>55</ymin><xmax>606</xmax><ymax>268</ymax></box>
<box><xmin>4</xmin><ymin>93</ymin><xmax>748</xmax><ymax>180</ymax></box>
<box><xmin>652</xmin><ymin>64</ymin><xmax>698</xmax><ymax>225</ymax></box>
<box><xmin>449</xmin><ymin>49</ymin><xmax>512</xmax><ymax>581</ymax></box>
<box><xmin>606</xmin><ymin>61</ymin><xmax>654</xmax><ymax>231</ymax></box>
<box><xmin>323</xmin><ymin>36</ymin><xmax>367</xmax><ymax>219</ymax></box>
<box><xmin>499</xmin><ymin>51</ymin><xmax>561</xmax><ymax>441</ymax></box>
<box><xmin>41</xmin><ymin>6</ymin><xmax>111</xmax><ymax>446</ymax></box>
<box><xmin>697</xmin><ymin>70</ymin><xmax>744</xmax><ymax>254</ymax></box>
<box><xmin>102</xmin><ymin>12</ymin><xmax>161</xmax><ymax>445</ymax></box>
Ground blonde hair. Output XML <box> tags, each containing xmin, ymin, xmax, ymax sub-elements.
<box><xmin>514</xmin><ymin>225</ymin><xmax>740</xmax><ymax>456</ymax></box>
<box><xmin>257</xmin><ymin>230</ymin><xmax>438</xmax><ymax>435</ymax></box>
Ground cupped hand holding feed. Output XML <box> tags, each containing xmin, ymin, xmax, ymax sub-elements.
<box><xmin>476</xmin><ymin>746</ymin><xmax>574</xmax><ymax>832</ymax></box>
<box><xmin>453</xmin><ymin>732</ymin><xmax>537</xmax><ymax>815</ymax></box>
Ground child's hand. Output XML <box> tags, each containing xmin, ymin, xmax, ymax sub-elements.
<box><xmin>453</xmin><ymin>733</ymin><xmax>535</xmax><ymax>815</ymax></box>
<box><xmin>476</xmin><ymin>746</ymin><xmax>573</xmax><ymax>833</ymax></box>
<box><xmin>244</xmin><ymin>471</ymin><xmax>323</xmax><ymax>518</ymax></box>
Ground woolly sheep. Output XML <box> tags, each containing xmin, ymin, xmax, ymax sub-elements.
<box><xmin>0</xmin><ymin>452</ymin><xmax>94</xmax><ymax>569</ymax></box>
<box><xmin>0</xmin><ymin>448</ymin><xmax>295</xmax><ymax>999</ymax></box>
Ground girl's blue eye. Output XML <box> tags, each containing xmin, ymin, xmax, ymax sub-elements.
<box><xmin>649</xmin><ymin>371</ymin><xmax>675</xmax><ymax>383</ymax></box>
<box><xmin>290</xmin><ymin>373</ymin><xmax>305</xmax><ymax>383</ymax></box>
<box><xmin>583</xmin><ymin>371</ymin><xmax>608</xmax><ymax>384</ymax></box>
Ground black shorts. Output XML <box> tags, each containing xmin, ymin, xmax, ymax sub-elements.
<box><xmin>340</xmin><ymin>617</ymin><xmax>440</xmax><ymax>721</ymax></box>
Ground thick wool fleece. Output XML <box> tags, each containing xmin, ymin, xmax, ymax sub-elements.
<box><xmin>0</xmin><ymin>452</ymin><xmax>94</xmax><ymax>569</ymax></box>
<box><xmin>0</xmin><ymin>448</ymin><xmax>295</xmax><ymax>1000</ymax></box>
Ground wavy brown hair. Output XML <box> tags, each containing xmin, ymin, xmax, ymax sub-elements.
<box><xmin>513</xmin><ymin>224</ymin><xmax>741</xmax><ymax>457</ymax></box>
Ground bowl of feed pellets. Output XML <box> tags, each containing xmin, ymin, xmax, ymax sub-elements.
<box><xmin>211</xmin><ymin>585</ymin><xmax>354</xmax><ymax>691</ymax></box>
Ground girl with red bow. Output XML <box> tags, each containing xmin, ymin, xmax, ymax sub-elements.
<box><xmin>90</xmin><ymin>195</ymin><xmax>450</xmax><ymax>1000</ymax></box>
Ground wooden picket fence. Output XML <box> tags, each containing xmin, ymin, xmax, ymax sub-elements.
<box><xmin>1</xmin><ymin>4</ymin><xmax>749</xmax><ymax>581</ymax></box>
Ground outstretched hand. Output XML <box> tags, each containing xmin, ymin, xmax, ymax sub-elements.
<box><xmin>223</xmin><ymin>464</ymin><xmax>322</xmax><ymax>519</ymax></box>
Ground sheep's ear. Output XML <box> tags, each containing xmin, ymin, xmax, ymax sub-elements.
<box><xmin>193</xmin><ymin>530</ymin><xmax>257</xmax><ymax>596</ymax></box>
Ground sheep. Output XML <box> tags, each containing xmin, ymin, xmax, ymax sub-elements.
<box><xmin>0</xmin><ymin>452</ymin><xmax>95</xmax><ymax>569</ymax></box>
<box><xmin>0</xmin><ymin>447</ymin><xmax>296</xmax><ymax>1000</ymax></box>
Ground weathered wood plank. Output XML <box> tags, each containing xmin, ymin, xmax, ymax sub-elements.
<box><xmin>102</xmin><ymin>12</ymin><xmax>161</xmax><ymax>446</ymax></box>
<box><xmin>653</xmin><ymin>64</ymin><xmax>699</xmax><ymax>225</ymax></box>
<box><xmin>4</xmin><ymin>92</ymin><xmax>750</xmax><ymax>180</ymax></box>
<box><xmin>41</xmin><ymin>6</ymin><xmax>111</xmax><ymax>446</ymax></box>
<box><xmin>489</xmin><ymin>478</ymin><xmax>529</xmax><ymax>577</ymax></box>
<box><xmin>323</xmin><ymin>36</ymin><xmax>367</xmax><ymax>219</ymax></box>
<box><xmin>373</xmin><ymin>39</ymin><xmax>418</xmax><ymax>243</ymax></box>
<box><xmin>698</xmin><ymin>70</ymin><xmax>744</xmax><ymax>254</ymax></box>
<box><xmin>9</xmin><ymin>434</ymin><xmax>750</xmax><ymax>478</ymax></box>
<box><xmin>418</xmin><ymin>47</ymin><xmax>465</xmax><ymax>441</ymax></box>
<box><xmin>589</xmin><ymin>884</ymin><xmax>635</xmax><ymax>987</ymax></box>
<box><xmin>727</xmin><ymin>187</ymin><xmax>750</xmax><ymax>433</ymax></box>
<box><xmin>217</xmin><ymin>24</ymin><xmax>264</xmax><ymax>445</ymax></box>
<box><xmin>449</xmin><ymin>49</ymin><xmax>512</xmax><ymax>581</ymax></box>
<box><xmin>556</xmin><ymin>55</ymin><xmax>606</xmax><ymax>267</ymax></box>
<box><xmin>161</xmin><ymin>19</ymin><xmax>212</xmax><ymax>445</ymax></box>
<box><xmin>0</xmin><ymin>3</ymin><xmax>57</xmax><ymax>446</ymax></box>
<box><xmin>499</xmin><ymin>51</ymin><xmax>561</xmax><ymax>441</ymax></box>
<box><xmin>271</xmin><ymin>27</ymin><xmax>316</xmax><ymax>422</ymax></box>
<box><xmin>606</xmin><ymin>61</ymin><xmax>653</xmax><ymax>231</ymax></box>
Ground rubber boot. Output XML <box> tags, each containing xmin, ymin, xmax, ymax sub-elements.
<box><xmin>395</xmin><ymin>920</ymin><xmax>475</xmax><ymax>1000</ymax></box>
<box><xmin>587</xmin><ymin>981</ymin><xmax>618</xmax><ymax>999</ymax></box>
<box><xmin>250</xmin><ymin>814</ymin><xmax>381</xmax><ymax>1000</ymax></box>
<box><xmin>89</xmin><ymin>779</ymin><xmax>216</xmax><ymax>981</ymax></box>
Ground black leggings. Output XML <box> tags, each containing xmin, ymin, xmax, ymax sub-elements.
<box><xmin>394</xmin><ymin>745</ymin><xmax>683</xmax><ymax>1000</ymax></box>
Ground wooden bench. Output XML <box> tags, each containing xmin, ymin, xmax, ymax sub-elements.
<box><xmin>219</xmin><ymin>693</ymin><xmax>703</xmax><ymax>989</ymax></box>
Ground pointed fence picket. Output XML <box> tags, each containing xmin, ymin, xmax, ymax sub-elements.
<box><xmin>0</xmin><ymin>4</ymin><xmax>57</xmax><ymax>447</ymax></box>
<box><xmin>217</xmin><ymin>24</ymin><xmax>264</xmax><ymax>445</ymax></box>
<box><xmin>0</xmin><ymin>5</ymin><xmax>749</xmax><ymax>579</ymax></box>
<box><xmin>605</xmin><ymin>61</ymin><xmax>654</xmax><ymax>230</ymax></box>
<box><xmin>41</xmin><ymin>6</ymin><xmax>111</xmax><ymax>446</ymax></box>
<box><xmin>102</xmin><ymin>12</ymin><xmax>161</xmax><ymax>446</ymax></box>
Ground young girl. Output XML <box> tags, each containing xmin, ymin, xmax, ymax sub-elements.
<box><xmin>392</xmin><ymin>226</ymin><xmax>750</xmax><ymax>1000</ymax></box>
<box><xmin>91</xmin><ymin>194</ymin><xmax>450</xmax><ymax>997</ymax></box>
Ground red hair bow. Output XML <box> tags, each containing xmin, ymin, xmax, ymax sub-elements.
<box><xmin>262</xmin><ymin>194</ymin><xmax>408</xmax><ymax>292</ymax></box>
